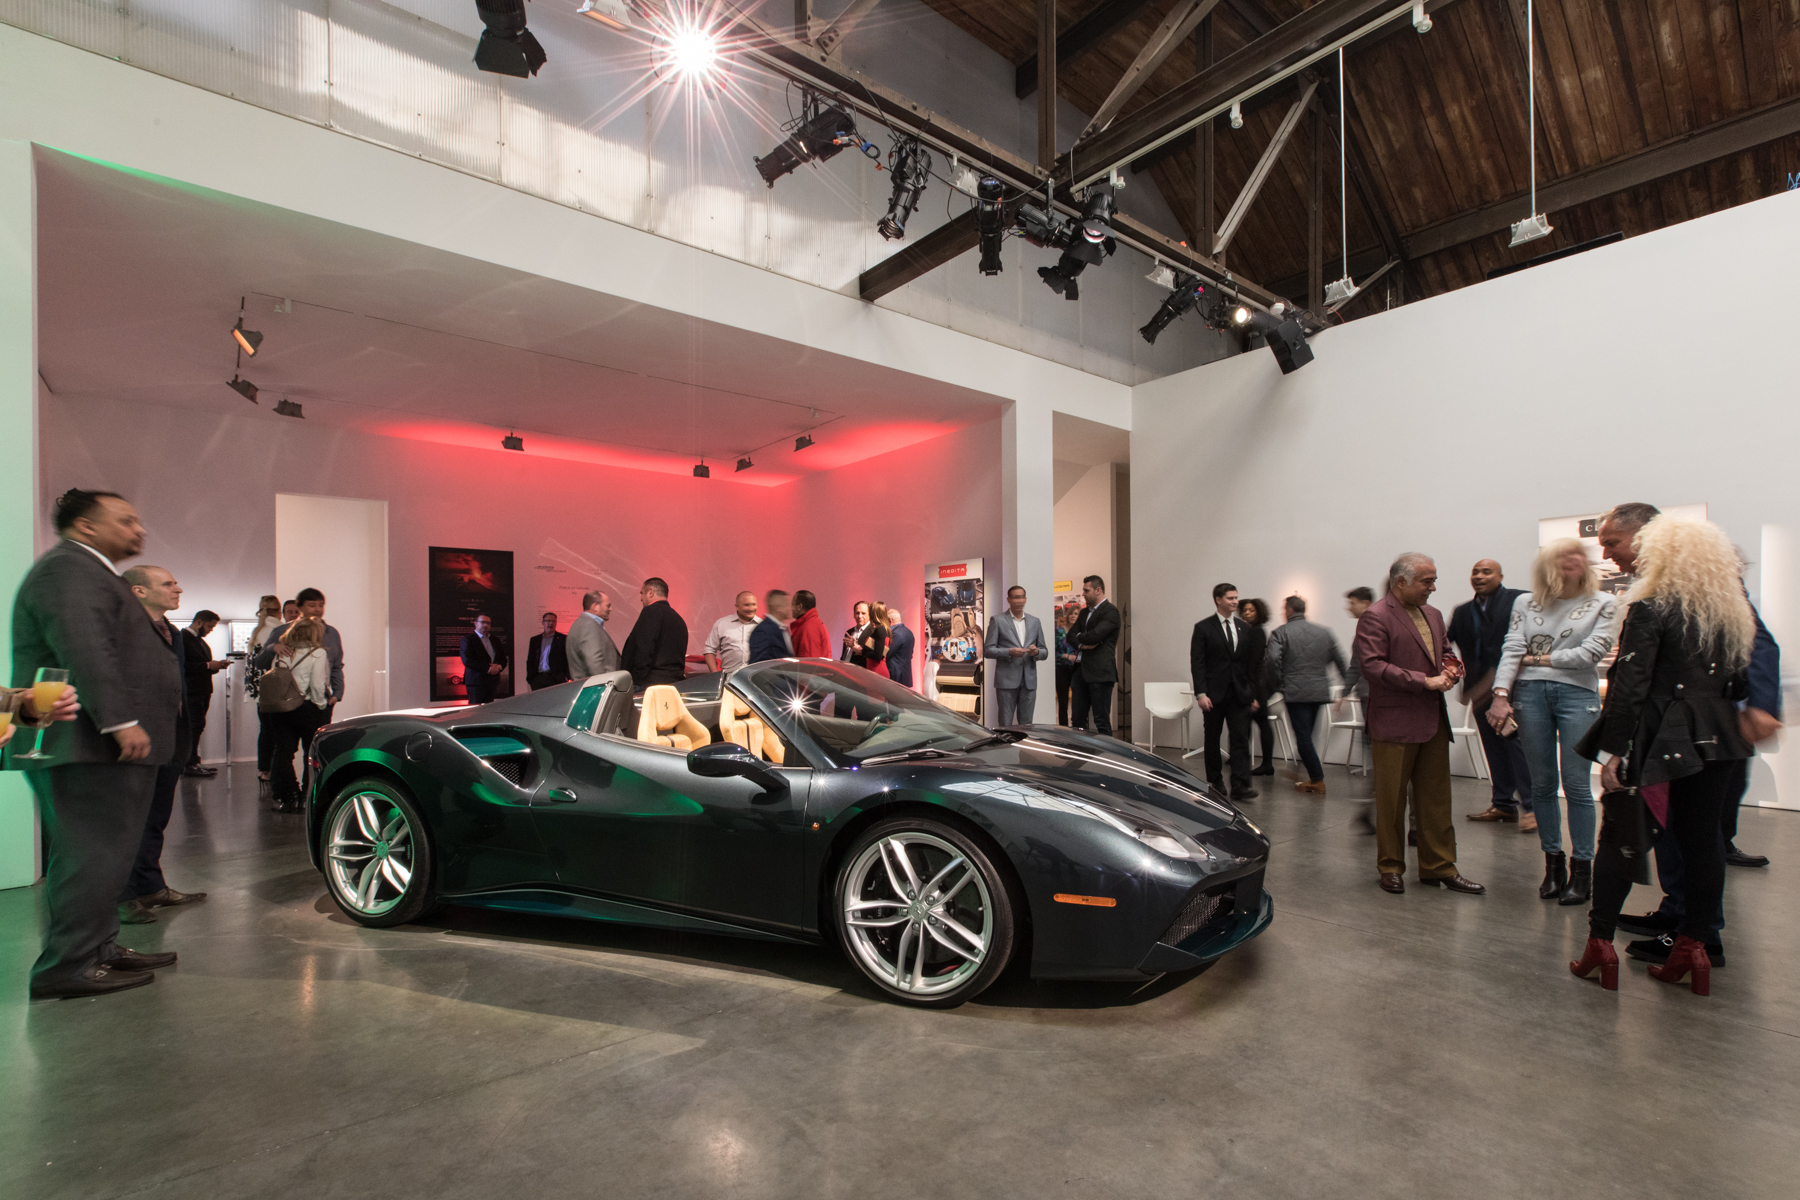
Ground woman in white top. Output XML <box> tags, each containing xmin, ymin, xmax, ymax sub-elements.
<box><xmin>1487</xmin><ymin>539</ymin><xmax>1617</xmax><ymax>905</ymax></box>
<box><xmin>269</xmin><ymin>617</ymin><xmax>332</xmax><ymax>812</ymax></box>
<box><xmin>249</xmin><ymin>594</ymin><xmax>284</xmax><ymax>781</ymax></box>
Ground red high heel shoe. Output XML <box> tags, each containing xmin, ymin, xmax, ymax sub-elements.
<box><xmin>1647</xmin><ymin>934</ymin><xmax>1711</xmax><ymax>996</ymax></box>
<box><xmin>1569</xmin><ymin>937</ymin><xmax>1619</xmax><ymax>991</ymax></box>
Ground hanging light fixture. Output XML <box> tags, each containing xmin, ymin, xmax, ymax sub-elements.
<box><xmin>226</xmin><ymin>376</ymin><xmax>258</xmax><ymax>404</ymax></box>
<box><xmin>1323</xmin><ymin>50</ymin><xmax>1359</xmax><ymax>309</ymax></box>
<box><xmin>502</xmin><ymin>432</ymin><xmax>525</xmax><ymax>451</ymax></box>
<box><xmin>230</xmin><ymin>297</ymin><xmax>263</xmax><ymax>356</ymax></box>
<box><xmin>735</xmin><ymin>456</ymin><xmax>754</xmax><ymax>472</ymax></box>
<box><xmin>693</xmin><ymin>459</ymin><xmax>710</xmax><ymax>478</ymax></box>
<box><xmin>1510</xmin><ymin>0</ymin><xmax>1553</xmax><ymax>247</ymax></box>
<box><xmin>794</xmin><ymin>433</ymin><xmax>814</xmax><ymax>451</ymax></box>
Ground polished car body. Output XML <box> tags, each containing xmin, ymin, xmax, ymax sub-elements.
<box><xmin>304</xmin><ymin>660</ymin><xmax>1272</xmax><ymax>1003</ymax></box>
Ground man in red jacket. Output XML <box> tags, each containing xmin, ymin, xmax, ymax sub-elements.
<box><xmin>789</xmin><ymin>590</ymin><xmax>833</xmax><ymax>659</ymax></box>
<box><xmin>1354</xmin><ymin>553</ymin><xmax>1485</xmax><ymax>897</ymax></box>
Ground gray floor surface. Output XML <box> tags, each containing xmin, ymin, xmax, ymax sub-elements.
<box><xmin>2</xmin><ymin>757</ymin><xmax>1796</xmax><ymax>1199</ymax></box>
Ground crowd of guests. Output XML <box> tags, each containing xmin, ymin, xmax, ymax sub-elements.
<box><xmin>1188</xmin><ymin>502</ymin><xmax>1781</xmax><ymax>997</ymax></box>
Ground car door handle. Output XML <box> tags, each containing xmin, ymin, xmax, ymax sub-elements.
<box><xmin>547</xmin><ymin>787</ymin><xmax>579</xmax><ymax>804</ymax></box>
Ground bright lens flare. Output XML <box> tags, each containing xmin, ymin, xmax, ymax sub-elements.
<box><xmin>663</xmin><ymin>26</ymin><xmax>720</xmax><ymax>78</ymax></box>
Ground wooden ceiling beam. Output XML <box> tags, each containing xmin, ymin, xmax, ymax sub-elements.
<box><xmin>1082</xmin><ymin>0</ymin><xmax>1223</xmax><ymax>137</ymax></box>
<box><xmin>1215</xmin><ymin>78</ymin><xmax>1319</xmax><ymax>254</ymax></box>
<box><xmin>1063</xmin><ymin>0</ymin><xmax>1411</xmax><ymax>187</ymax></box>
<box><xmin>860</xmin><ymin>210</ymin><xmax>983</xmax><ymax>301</ymax></box>
<box><xmin>1015</xmin><ymin>0</ymin><xmax>1159</xmax><ymax>99</ymax></box>
<box><xmin>1403</xmin><ymin>91</ymin><xmax>1800</xmax><ymax>259</ymax></box>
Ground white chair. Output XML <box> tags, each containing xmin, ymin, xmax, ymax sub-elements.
<box><xmin>1139</xmin><ymin>683</ymin><xmax>1196</xmax><ymax>753</ymax></box>
<box><xmin>1328</xmin><ymin>685</ymin><xmax>1368</xmax><ymax>776</ymax></box>
<box><xmin>1448</xmin><ymin>699</ymin><xmax>1491</xmax><ymax>781</ymax></box>
<box><xmin>1264</xmin><ymin>691</ymin><xmax>1298</xmax><ymax>764</ymax></box>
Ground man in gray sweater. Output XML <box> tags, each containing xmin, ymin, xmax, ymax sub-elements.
<box><xmin>1265</xmin><ymin>595</ymin><xmax>1351</xmax><ymax>794</ymax></box>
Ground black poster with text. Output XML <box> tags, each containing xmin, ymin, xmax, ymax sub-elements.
<box><xmin>429</xmin><ymin>547</ymin><xmax>514</xmax><ymax>702</ymax></box>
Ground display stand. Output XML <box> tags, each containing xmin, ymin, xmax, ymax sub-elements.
<box><xmin>924</xmin><ymin>558</ymin><xmax>985</xmax><ymax>725</ymax></box>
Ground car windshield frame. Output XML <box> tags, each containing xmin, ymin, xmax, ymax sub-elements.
<box><xmin>735</xmin><ymin>660</ymin><xmax>991</xmax><ymax>768</ymax></box>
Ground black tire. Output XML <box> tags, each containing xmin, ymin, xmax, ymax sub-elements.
<box><xmin>318</xmin><ymin>778</ymin><xmax>436</xmax><ymax>927</ymax></box>
<box><xmin>833</xmin><ymin>815</ymin><xmax>1018</xmax><ymax>1007</ymax></box>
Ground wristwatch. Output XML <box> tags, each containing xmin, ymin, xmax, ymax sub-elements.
<box><xmin>1492</xmin><ymin>688</ymin><xmax>1509</xmax><ymax>699</ymax></box>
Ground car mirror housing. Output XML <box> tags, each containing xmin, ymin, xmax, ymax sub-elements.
<box><xmin>687</xmin><ymin>741</ymin><xmax>786</xmax><ymax>792</ymax></box>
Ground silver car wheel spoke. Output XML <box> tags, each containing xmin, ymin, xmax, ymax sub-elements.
<box><xmin>847</xmin><ymin>915</ymin><xmax>909</xmax><ymax>928</ymax></box>
<box><xmin>929</xmin><ymin>909</ymin><xmax>987</xmax><ymax>957</ymax></box>
<box><xmin>933</xmin><ymin>865</ymin><xmax>975</xmax><ymax>907</ymax></box>
<box><xmin>919</xmin><ymin>855</ymin><xmax>966</xmax><ymax>902</ymax></box>
<box><xmin>879</xmin><ymin>838</ymin><xmax>918</xmax><ymax>899</ymax></box>
<box><xmin>353</xmin><ymin>795</ymin><xmax>382</xmax><ymax>841</ymax></box>
<box><xmin>893</xmin><ymin>920</ymin><xmax>916</xmax><ymax>987</ymax></box>
<box><xmin>924</xmin><ymin>921</ymin><xmax>982</xmax><ymax>962</ymax></box>
<box><xmin>355</xmin><ymin>860</ymin><xmax>382</xmax><ymax>908</ymax></box>
<box><xmin>380</xmin><ymin>857</ymin><xmax>411</xmax><ymax>892</ymax></box>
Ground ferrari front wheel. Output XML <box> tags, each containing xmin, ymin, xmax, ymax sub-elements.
<box><xmin>320</xmin><ymin>778</ymin><xmax>435</xmax><ymax>927</ymax></box>
<box><xmin>834</xmin><ymin>817</ymin><xmax>1017</xmax><ymax>1007</ymax></box>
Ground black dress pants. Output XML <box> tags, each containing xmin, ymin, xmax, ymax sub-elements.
<box><xmin>29</xmin><ymin>762</ymin><xmax>157</xmax><ymax>989</ymax></box>
<box><xmin>1202</xmin><ymin>701</ymin><xmax>1252</xmax><ymax>791</ymax></box>
<box><xmin>1248</xmin><ymin>705</ymin><xmax>1274</xmax><ymax>765</ymax></box>
<box><xmin>1070</xmin><ymin>677</ymin><xmax>1114</xmax><ymax>737</ymax></box>
<box><xmin>121</xmin><ymin>762</ymin><xmax>181</xmax><ymax>901</ymax></box>
<box><xmin>270</xmin><ymin>704</ymin><xmax>329</xmax><ymax>804</ymax></box>
<box><xmin>1590</xmin><ymin>762</ymin><xmax>1737</xmax><ymax>942</ymax></box>
<box><xmin>185</xmin><ymin>690</ymin><xmax>212</xmax><ymax>766</ymax></box>
<box><xmin>1055</xmin><ymin>664</ymin><xmax>1073</xmax><ymax>726</ymax></box>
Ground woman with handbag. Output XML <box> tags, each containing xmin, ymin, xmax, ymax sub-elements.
<box><xmin>247</xmin><ymin>594</ymin><xmax>284</xmax><ymax>782</ymax></box>
<box><xmin>262</xmin><ymin>617</ymin><xmax>331</xmax><ymax>813</ymax></box>
<box><xmin>1569</xmin><ymin>516</ymin><xmax>1754</xmax><ymax>995</ymax></box>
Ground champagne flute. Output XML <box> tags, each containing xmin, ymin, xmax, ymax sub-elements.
<box><xmin>14</xmin><ymin>668</ymin><xmax>67</xmax><ymax>761</ymax></box>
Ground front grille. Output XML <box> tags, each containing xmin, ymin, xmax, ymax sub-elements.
<box><xmin>1159</xmin><ymin>874</ymin><xmax>1258</xmax><ymax>946</ymax></box>
<box><xmin>486</xmin><ymin>755</ymin><xmax>526</xmax><ymax>786</ymax></box>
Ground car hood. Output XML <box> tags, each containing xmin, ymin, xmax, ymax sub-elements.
<box><xmin>926</xmin><ymin>730</ymin><xmax>1259</xmax><ymax>843</ymax></box>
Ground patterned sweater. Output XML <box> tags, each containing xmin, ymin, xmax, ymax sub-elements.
<box><xmin>1494</xmin><ymin>591</ymin><xmax>1618</xmax><ymax>695</ymax></box>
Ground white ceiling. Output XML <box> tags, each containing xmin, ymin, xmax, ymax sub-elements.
<box><xmin>33</xmin><ymin>148</ymin><xmax>1002</xmax><ymax>485</ymax></box>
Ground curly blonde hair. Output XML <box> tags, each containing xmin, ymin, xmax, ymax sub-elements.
<box><xmin>1624</xmin><ymin>516</ymin><xmax>1753</xmax><ymax>668</ymax></box>
<box><xmin>1532</xmin><ymin>537</ymin><xmax>1599</xmax><ymax>607</ymax></box>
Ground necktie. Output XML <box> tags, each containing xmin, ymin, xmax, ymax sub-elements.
<box><xmin>1224</xmin><ymin>616</ymin><xmax>1236</xmax><ymax>652</ymax></box>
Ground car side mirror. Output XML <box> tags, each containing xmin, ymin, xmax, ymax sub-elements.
<box><xmin>687</xmin><ymin>741</ymin><xmax>786</xmax><ymax>793</ymax></box>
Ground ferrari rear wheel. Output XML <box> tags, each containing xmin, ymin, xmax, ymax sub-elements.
<box><xmin>835</xmin><ymin>817</ymin><xmax>1016</xmax><ymax>1007</ymax></box>
<box><xmin>321</xmin><ymin>778</ymin><xmax>435</xmax><ymax>927</ymax></box>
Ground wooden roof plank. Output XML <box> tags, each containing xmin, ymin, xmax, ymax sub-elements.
<box><xmin>1736</xmin><ymin>1</ymin><xmax>1781</xmax><ymax>109</ymax></box>
<box><xmin>1560</xmin><ymin>0</ymin><xmax>1633</xmax><ymax>160</ymax></box>
<box><xmin>1609</xmin><ymin>0</ymin><xmax>1674</xmax><ymax>144</ymax></box>
<box><xmin>1704</xmin><ymin>0</ymin><xmax>1753</xmax><ymax>117</ymax></box>
<box><xmin>1534</xmin><ymin>0</ymin><xmax>1602</xmax><ymax>172</ymax></box>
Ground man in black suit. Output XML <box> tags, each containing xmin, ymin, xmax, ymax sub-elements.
<box><xmin>1068</xmin><ymin>575</ymin><xmax>1121</xmax><ymax>738</ymax></box>
<box><xmin>459</xmin><ymin>613</ymin><xmax>509</xmax><ymax>705</ymax></box>
<box><xmin>524</xmin><ymin>611</ymin><xmax>571</xmax><ymax>690</ymax></box>
<box><xmin>1448</xmin><ymin>559</ymin><xmax>1533</xmax><ymax>824</ymax></box>
<box><xmin>1190</xmin><ymin>582</ymin><xmax>1262</xmax><ymax>801</ymax></box>
<box><xmin>180</xmin><ymin>609</ymin><xmax>226</xmax><ymax>777</ymax></box>
<box><xmin>9</xmin><ymin>490</ymin><xmax>184</xmax><ymax>999</ymax></box>
<box><xmin>622</xmin><ymin>577</ymin><xmax>690</xmax><ymax>689</ymax></box>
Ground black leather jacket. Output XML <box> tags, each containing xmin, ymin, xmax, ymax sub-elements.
<box><xmin>1577</xmin><ymin>597</ymin><xmax>1751</xmax><ymax>787</ymax></box>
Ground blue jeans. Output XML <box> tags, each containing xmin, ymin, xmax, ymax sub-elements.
<box><xmin>1287</xmin><ymin>702</ymin><xmax>1325</xmax><ymax>782</ymax></box>
<box><xmin>1514</xmin><ymin>679</ymin><xmax>1601</xmax><ymax>859</ymax></box>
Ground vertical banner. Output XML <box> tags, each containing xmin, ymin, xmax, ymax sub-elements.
<box><xmin>924</xmin><ymin>558</ymin><xmax>984</xmax><ymax>720</ymax></box>
<box><xmin>429</xmin><ymin>547</ymin><xmax>514</xmax><ymax>703</ymax></box>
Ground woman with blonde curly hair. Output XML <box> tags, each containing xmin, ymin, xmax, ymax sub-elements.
<box><xmin>1570</xmin><ymin>516</ymin><xmax>1754</xmax><ymax>995</ymax></box>
<box><xmin>1487</xmin><ymin>538</ymin><xmax>1617</xmax><ymax>903</ymax></box>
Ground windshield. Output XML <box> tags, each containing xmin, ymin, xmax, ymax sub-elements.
<box><xmin>740</xmin><ymin>660</ymin><xmax>990</xmax><ymax>765</ymax></box>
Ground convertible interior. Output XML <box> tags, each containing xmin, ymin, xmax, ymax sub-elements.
<box><xmin>563</xmin><ymin>672</ymin><xmax>787</xmax><ymax>764</ymax></box>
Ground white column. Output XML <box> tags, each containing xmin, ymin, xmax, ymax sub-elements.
<box><xmin>0</xmin><ymin>140</ymin><xmax>38</xmax><ymax>888</ymax></box>
<box><xmin>1000</xmin><ymin>398</ymin><xmax>1055</xmax><ymax>715</ymax></box>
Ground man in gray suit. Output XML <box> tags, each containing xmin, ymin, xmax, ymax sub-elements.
<box><xmin>9</xmin><ymin>490</ymin><xmax>185</xmax><ymax>999</ymax></box>
<box><xmin>566</xmin><ymin>589</ymin><xmax>621</xmax><ymax>680</ymax></box>
<box><xmin>984</xmin><ymin>586</ymin><xmax>1049</xmax><ymax>727</ymax></box>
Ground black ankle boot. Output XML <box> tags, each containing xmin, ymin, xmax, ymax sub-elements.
<box><xmin>1559</xmin><ymin>857</ymin><xmax>1593</xmax><ymax>906</ymax></box>
<box><xmin>1539</xmin><ymin>851</ymin><xmax>1568</xmax><ymax>900</ymax></box>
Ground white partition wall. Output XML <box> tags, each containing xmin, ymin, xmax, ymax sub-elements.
<box><xmin>275</xmin><ymin>495</ymin><xmax>389</xmax><ymax>724</ymax></box>
<box><xmin>0</xmin><ymin>140</ymin><xmax>38</xmax><ymax>887</ymax></box>
<box><xmin>1131</xmin><ymin>189</ymin><xmax>1800</xmax><ymax>808</ymax></box>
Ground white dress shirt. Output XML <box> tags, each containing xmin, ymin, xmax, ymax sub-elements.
<box><xmin>1010</xmin><ymin>615</ymin><xmax>1027</xmax><ymax>647</ymax></box>
<box><xmin>704</xmin><ymin>615</ymin><xmax>759</xmax><ymax>673</ymax></box>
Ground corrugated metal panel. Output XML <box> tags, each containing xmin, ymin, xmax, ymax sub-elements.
<box><xmin>128</xmin><ymin>1</ymin><xmax>331</xmax><ymax>125</ymax></box>
<box><xmin>326</xmin><ymin>0</ymin><xmax>501</xmax><ymax>179</ymax></box>
<box><xmin>0</xmin><ymin>0</ymin><xmax>126</xmax><ymax>60</ymax></box>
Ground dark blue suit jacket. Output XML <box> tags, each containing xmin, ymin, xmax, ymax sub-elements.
<box><xmin>1748</xmin><ymin>603</ymin><xmax>1782</xmax><ymax>717</ymax></box>
<box><xmin>886</xmin><ymin>623</ymin><xmax>916</xmax><ymax>687</ymax></box>
<box><xmin>1448</xmin><ymin>586</ymin><xmax>1523</xmax><ymax>687</ymax></box>
<box><xmin>747</xmin><ymin>615</ymin><xmax>791</xmax><ymax>664</ymax></box>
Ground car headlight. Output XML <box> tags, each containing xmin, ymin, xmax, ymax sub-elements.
<box><xmin>1055</xmin><ymin>794</ymin><xmax>1197</xmax><ymax>861</ymax></box>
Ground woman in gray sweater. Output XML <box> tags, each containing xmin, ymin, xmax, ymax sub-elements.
<box><xmin>1487</xmin><ymin>539</ymin><xmax>1617</xmax><ymax>905</ymax></box>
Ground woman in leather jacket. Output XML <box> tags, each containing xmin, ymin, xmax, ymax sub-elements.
<box><xmin>1571</xmin><ymin>516</ymin><xmax>1754</xmax><ymax>995</ymax></box>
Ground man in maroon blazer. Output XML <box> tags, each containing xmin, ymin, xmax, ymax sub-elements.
<box><xmin>1353</xmin><ymin>554</ymin><xmax>1486</xmax><ymax>896</ymax></box>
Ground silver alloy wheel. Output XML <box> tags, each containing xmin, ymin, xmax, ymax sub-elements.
<box><xmin>325</xmin><ymin>790</ymin><xmax>416</xmax><ymax>917</ymax></box>
<box><xmin>842</xmin><ymin>831</ymin><xmax>993</xmax><ymax>996</ymax></box>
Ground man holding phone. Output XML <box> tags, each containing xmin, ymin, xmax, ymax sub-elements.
<box><xmin>1449</xmin><ymin>559</ymin><xmax>1533</xmax><ymax>826</ymax></box>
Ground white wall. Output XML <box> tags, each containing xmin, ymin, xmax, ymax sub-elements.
<box><xmin>1131</xmin><ymin>189</ymin><xmax>1800</xmax><ymax>806</ymax></box>
<box><xmin>276</xmin><ymin>494</ymin><xmax>389</xmax><ymax>719</ymax></box>
<box><xmin>1054</xmin><ymin>463</ymin><xmax>1115</xmax><ymax>599</ymax></box>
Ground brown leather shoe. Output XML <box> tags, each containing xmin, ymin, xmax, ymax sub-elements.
<box><xmin>119</xmin><ymin>901</ymin><xmax>158</xmax><ymax>925</ymax></box>
<box><xmin>30</xmin><ymin>964</ymin><xmax>155</xmax><ymax>1000</ymax></box>
<box><xmin>105</xmin><ymin>947</ymin><xmax>178</xmax><ymax>970</ymax></box>
<box><xmin>1517</xmin><ymin>813</ymin><xmax>1538</xmax><ymax>833</ymax></box>
<box><xmin>1466</xmin><ymin>806</ymin><xmax>1517</xmax><ymax>822</ymax></box>
<box><xmin>1378</xmin><ymin>872</ymin><xmax>1405</xmax><ymax>894</ymax></box>
<box><xmin>1420</xmin><ymin>874</ymin><xmax>1487</xmax><ymax>894</ymax></box>
<box><xmin>138</xmin><ymin>887</ymin><xmax>207</xmax><ymax>907</ymax></box>
<box><xmin>1294</xmin><ymin>780</ymin><xmax>1327</xmax><ymax>795</ymax></box>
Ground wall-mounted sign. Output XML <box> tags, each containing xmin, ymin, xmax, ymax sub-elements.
<box><xmin>429</xmin><ymin>546</ymin><xmax>515</xmax><ymax>702</ymax></box>
<box><xmin>1053</xmin><ymin>580</ymin><xmax>1073</xmax><ymax>592</ymax></box>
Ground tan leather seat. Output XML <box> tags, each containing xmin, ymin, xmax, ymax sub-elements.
<box><xmin>638</xmin><ymin>685</ymin><xmax>711</xmax><ymax>751</ymax></box>
<box><xmin>721</xmin><ymin>690</ymin><xmax>785</xmax><ymax>765</ymax></box>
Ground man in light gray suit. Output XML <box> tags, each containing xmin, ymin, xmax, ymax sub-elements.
<box><xmin>566</xmin><ymin>589</ymin><xmax>621</xmax><ymax>680</ymax></box>
<box><xmin>984</xmin><ymin>586</ymin><xmax>1049</xmax><ymax>727</ymax></box>
<box><xmin>9</xmin><ymin>490</ymin><xmax>185</xmax><ymax>999</ymax></box>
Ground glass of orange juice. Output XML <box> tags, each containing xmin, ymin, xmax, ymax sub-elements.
<box><xmin>14</xmin><ymin>667</ymin><xmax>67</xmax><ymax>761</ymax></box>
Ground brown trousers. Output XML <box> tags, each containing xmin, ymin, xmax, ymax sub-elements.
<box><xmin>1372</xmin><ymin>713</ymin><xmax>1457</xmax><ymax>878</ymax></box>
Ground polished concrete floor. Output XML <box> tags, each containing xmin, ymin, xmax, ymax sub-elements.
<box><xmin>3</xmin><ymin>759</ymin><xmax>1797</xmax><ymax>1199</ymax></box>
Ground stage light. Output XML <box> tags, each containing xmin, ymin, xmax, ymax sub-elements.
<box><xmin>231</xmin><ymin>318</ymin><xmax>263</xmax><ymax>356</ymax></box>
<box><xmin>755</xmin><ymin>98</ymin><xmax>857</xmax><ymax>188</ymax></box>
<box><xmin>502</xmin><ymin>433</ymin><xmax>525</xmax><ymax>451</ymax></box>
<box><xmin>274</xmin><ymin>398</ymin><xmax>304</xmax><ymax>419</ymax></box>
<box><xmin>662</xmin><ymin>24</ymin><xmax>720</xmax><ymax>79</ymax></box>
<box><xmin>1231</xmin><ymin>304</ymin><xmax>1252</xmax><ymax>326</ymax></box>
<box><xmin>1509</xmin><ymin>213</ymin><xmax>1553</xmax><ymax>246</ymax></box>
<box><xmin>226</xmin><ymin>376</ymin><xmax>258</xmax><ymax>404</ymax></box>
<box><xmin>975</xmin><ymin>177</ymin><xmax>1007</xmax><ymax>275</ymax></box>
<box><xmin>577</xmin><ymin>0</ymin><xmax>635</xmax><ymax>31</ymax></box>
<box><xmin>1230</xmin><ymin>102</ymin><xmax>1244</xmax><ymax>130</ymax></box>
<box><xmin>474</xmin><ymin>0</ymin><xmax>546</xmax><ymax>78</ymax></box>
<box><xmin>794</xmin><ymin>434</ymin><xmax>814</xmax><ymax>451</ymax></box>
<box><xmin>877</xmin><ymin>137</ymin><xmax>932</xmax><ymax>241</ymax></box>
<box><xmin>1262</xmin><ymin>317</ymin><xmax>1314</xmax><ymax>374</ymax></box>
<box><xmin>1412</xmin><ymin>0</ymin><xmax>1433</xmax><ymax>33</ymax></box>
<box><xmin>693</xmin><ymin>461</ymin><xmax>710</xmax><ymax>478</ymax></box>
<box><xmin>736</xmin><ymin>456</ymin><xmax>753</xmax><ymax>472</ymax></box>
<box><xmin>1324</xmin><ymin>276</ymin><xmax>1359</xmax><ymax>307</ymax></box>
<box><xmin>1139</xmin><ymin>272</ymin><xmax>1205</xmax><ymax>344</ymax></box>
<box><xmin>1034</xmin><ymin>182</ymin><xmax>1116</xmax><ymax>301</ymax></box>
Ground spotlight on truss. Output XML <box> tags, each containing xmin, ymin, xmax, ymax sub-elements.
<box><xmin>1324</xmin><ymin>276</ymin><xmax>1359</xmax><ymax>308</ymax></box>
<box><xmin>1509</xmin><ymin>213</ymin><xmax>1553</xmax><ymax>247</ymax></box>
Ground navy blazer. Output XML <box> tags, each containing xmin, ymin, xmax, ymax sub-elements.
<box><xmin>747</xmin><ymin>615</ymin><xmax>792</xmax><ymax>664</ymax></box>
<box><xmin>886</xmin><ymin>622</ymin><xmax>916</xmax><ymax>687</ymax></box>
<box><xmin>1748</xmin><ymin>602</ymin><xmax>1782</xmax><ymax>718</ymax></box>
<box><xmin>1448</xmin><ymin>586</ymin><xmax>1523</xmax><ymax>689</ymax></box>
